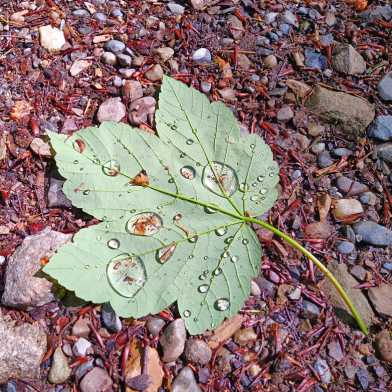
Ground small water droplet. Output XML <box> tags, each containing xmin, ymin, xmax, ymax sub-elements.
<box><xmin>252</xmin><ymin>182</ymin><xmax>257</xmax><ymax>187</ymax></box>
<box><xmin>199</xmin><ymin>274</ymin><xmax>207</xmax><ymax>280</ymax></box>
<box><xmin>250</xmin><ymin>195</ymin><xmax>261</xmax><ymax>202</ymax></box>
<box><xmin>215</xmin><ymin>227</ymin><xmax>227</xmax><ymax>236</ymax></box>
<box><xmin>183</xmin><ymin>309</ymin><xmax>191</xmax><ymax>318</ymax></box>
<box><xmin>186</xmin><ymin>139</ymin><xmax>194</xmax><ymax>145</ymax></box>
<box><xmin>107</xmin><ymin>238</ymin><xmax>120</xmax><ymax>249</ymax></box>
<box><xmin>259</xmin><ymin>188</ymin><xmax>267</xmax><ymax>195</ymax></box>
<box><xmin>73</xmin><ymin>139</ymin><xmax>86</xmax><ymax>153</ymax></box>
<box><xmin>83</xmin><ymin>190</ymin><xmax>90</xmax><ymax>195</ymax></box>
<box><xmin>242</xmin><ymin>238</ymin><xmax>249</xmax><ymax>245</ymax></box>
<box><xmin>188</xmin><ymin>235</ymin><xmax>198</xmax><ymax>243</ymax></box>
<box><xmin>168</xmin><ymin>178</ymin><xmax>174</xmax><ymax>183</ymax></box>
<box><xmin>215</xmin><ymin>298</ymin><xmax>230</xmax><ymax>311</ymax></box>
<box><xmin>269</xmin><ymin>172</ymin><xmax>275</xmax><ymax>177</ymax></box>
<box><xmin>213</xmin><ymin>268</ymin><xmax>222</xmax><ymax>276</ymax></box>
<box><xmin>239</xmin><ymin>183</ymin><xmax>249</xmax><ymax>192</ymax></box>
<box><xmin>250</xmin><ymin>144</ymin><xmax>256</xmax><ymax>149</ymax></box>
<box><xmin>126</xmin><ymin>212</ymin><xmax>162</xmax><ymax>236</ymax></box>
<box><xmin>107</xmin><ymin>254</ymin><xmax>146</xmax><ymax>298</ymax></box>
<box><xmin>198</xmin><ymin>284</ymin><xmax>209</xmax><ymax>293</ymax></box>
<box><xmin>173</xmin><ymin>213</ymin><xmax>182</xmax><ymax>221</ymax></box>
<box><xmin>130</xmin><ymin>209</ymin><xmax>136</xmax><ymax>213</ymax></box>
<box><xmin>203</xmin><ymin>256</ymin><xmax>208</xmax><ymax>260</ymax></box>
<box><xmin>257</xmin><ymin>175</ymin><xmax>265</xmax><ymax>182</ymax></box>
<box><xmin>230</xmin><ymin>255</ymin><xmax>239</xmax><ymax>263</ymax></box>
<box><xmin>180</xmin><ymin>166</ymin><xmax>196</xmax><ymax>180</ymax></box>
<box><xmin>157</xmin><ymin>243</ymin><xmax>176</xmax><ymax>263</ymax></box>
<box><xmin>180</xmin><ymin>153</ymin><xmax>186</xmax><ymax>158</ymax></box>
<box><xmin>222</xmin><ymin>251</ymin><xmax>229</xmax><ymax>258</ymax></box>
<box><xmin>205</xmin><ymin>205</ymin><xmax>218</xmax><ymax>214</ymax></box>
<box><xmin>73</xmin><ymin>160</ymin><xmax>79</xmax><ymax>164</ymax></box>
<box><xmin>202</xmin><ymin>162</ymin><xmax>239</xmax><ymax>197</ymax></box>
<box><xmin>84</xmin><ymin>264</ymin><xmax>90</xmax><ymax>269</ymax></box>
<box><xmin>93</xmin><ymin>158</ymin><xmax>100</xmax><ymax>164</ymax></box>
<box><xmin>171</xmin><ymin>123</ymin><xmax>177</xmax><ymax>130</ymax></box>
<box><xmin>96</xmin><ymin>236</ymin><xmax>102</xmax><ymax>241</ymax></box>
<box><xmin>225</xmin><ymin>236</ymin><xmax>234</xmax><ymax>244</ymax></box>
<box><xmin>188</xmin><ymin>254</ymin><xmax>194</xmax><ymax>259</ymax></box>
<box><xmin>102</xmin><ymin>160</ymin><xmax>121</xmax><ymax>176</ymax></box>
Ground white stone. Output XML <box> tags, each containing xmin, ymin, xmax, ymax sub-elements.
<box><xmin>39</xmin><ymin>25</ymin><xmax>66</xmax><ymax>51</ymax></box>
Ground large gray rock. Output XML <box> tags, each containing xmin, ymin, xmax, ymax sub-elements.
<box><xmin>80</xmin><ymin>367</ymin><xmax>113</xmax><ymax>392</ymax></box>
<box><xmin>320</xmin><ymin>262</ymin><xmax>374</xmax><ymax>327</ymax></box>
<box><xmin>378</xmin><ymin>72</ymin><xmax>392</xmax><ymax>102</ymax></box>
<box><xmin>172</xmin><ymin>367</ymin><xmax>202</xmax><ymax>392</ymax></box>
<box><xmin>353</xmin><ymin>221</ymin><xmax>392</xmax><ymax>247</ymax></box>
<box><xmin>159</xmin><ymin>319</ymin><xmax>186</xmax><ymax>362</ymax></box>
<box><xmin>2</xmin><ymin>228</ymin><xmax>72</xmax><ymax>308</ymax></box>
<box><xmin>332</xmin><ymin>44</ymin><xmax>366</xmax><ymax>75</ymax></box>
<box><xmin>0</xmin><ymin>314</ymin><xmax>47</xmax><ymax>383</ymax></box>
<box><xmin>305</xmin><ymin>86</ymin><xmax>375</xmax><ymax>138</ymax></box>
<box><xmin>368</xmin><ymin>284</ymin><xmax>392</xmax><ymax>317</ymax></box>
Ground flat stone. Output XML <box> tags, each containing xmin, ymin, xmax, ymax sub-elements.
<box><xmin>145</xmin><ymin>64</ymin><xmax>163</xmax><ymax>82</ymax></box>
<box><xmin>167</xmin><ymin>3</ymin><xmax>185</xmax><ymax>15</ymax></box>
<box><xmin>184</xmin><ymin>339</ymin><xmax>212</xmax><ymax>365</ymax></box>
<box><xmin>336</xmin><ymin>176</ymin><xmax>369</xmax><ymax>196</ymax></box>
<box><xmin>353</xmin><ymin>221</ymin><xmax>392</xmax><ymax>247</ymax></box>
<box><xmin>70</xmin><ymin>59</ymin><xmax>91</xmax><ymax>76</ymax></box>
<box><xmin>277</xmin><ymin>105</ymin><xmax>294</xmax><ymax>121</ymax></box>
<box><xmin>350</xmin><ymin>265</ymin><xmax>367</xmax><ymax>281</ymax></box>
<box><xmin>101</xmin><ymin>302</ymin><xmax>122</xmax><ymax>333</ymax></box>
<box><xmin>375</xmin><ymin>330</ymin><xmax>392</xmax><ymax>363</ymax></box>
<box><xmin>320</xmin><ymin>262</ymin><xmax>374</xmax><ymax>327</ymax></box>
<box><xmin>192</xmin><ymin>48</ymin><xmax>211</xmax><ymax>64</ymax></box>
<box><xmin>318</xmin><ymin>151</ymin><xmax>334</xmax><ymax>168</ymax></box>
<box><xmin>227</xmin><ymin>15</ymin><xmax>244</xmax><ymax>40</ymax></box>
<box><xmin>146</xmin><ymin>317</ymin><xmax>165</xmax><ymax>337</ymax></box>
<box><xmin>0</xmin><ymin>315</ymin><xmax>47</xmax><ymax>383</ymax></box>
<box><xmin>332</xmin><ymin>44</ymin><xmax>366</xmax><ymax>75</ymax></box>
<box><xmin>122</xmin><ymin>80</ymin><xmax>143</xmax><ymax>102</ymax></box>
<box><xmin>80</xmin><ymin>367</ymin><xmax>113</xmax><ymax>392</ymax></box>
<box><xmin>378</xmin><ymin>72</ymin><xmax>392</xmax><ymax>101</ymax></box>
<box><xmin>376</xmin><ymin>142</ymin><xmax>392</xmax><ymax>163</ymax></box>
<box><xmin>2</xmin><ymin>228</ymin><xmax>72</xmax><ymax>308</ymax></box>
<box><xmin>128</xmin><ymin>96</ymin><xmax>156</xmax><ymax>126</ymax></box>
<box><xmin>359</xmin><ymin>192</ymin><xmax>378</xmax><ymax>206</ymax></box>
<box><xmin>328</xmin><ymin>340</ymin><xmax>344</xmax><ymax>361</ymax></box>
<box><xmin>368</xmin><ymin>115</ymin><xmax>392</xmax><ymax>141</ymax></box>
<box><xmin>361</xmin><ymin>5</ymin><xmax>392</xmax><ymax>21</ymax></box>
<box><xmin>72</xmin><ymin>318</ymin><xmax>90</xmax><ymax>338</ymax></box>
<box><xmin>101</xmin><ymin>52</ymin><xmax>117</xmax><ymax>65</ymax></box>
<box><xmin>47</xmin><ymin>176</ymin><xmax>72</xmax><ymax>208</ymax></box>
<box><xmin>333</xmin><ymin>199</ymin><xmax>363</xmax><ymax>221</ymax></box>
<box><xmin>305</xmin><ymin>85</ymin><xmax>375</xmax><ymax>138</ymax></box>
<box><xmin>368</xmin><ymin>284</ymin><xmax>392</xmax><ymax>316</ymax></box>
<box><xmin>97</xmin><ymin>97</ymin><xmax>126</xmax><ymax>123</ymax></box>
<box><xmin>73</xmin><ymin>338</ymin><xmax>92</xmax><ymax>357</ymax></box>
<box><xmin>336</xmin><ymin>241</ymin><xmax>355</xmax><ymax>254</ymax></box>
<box><xmin>190</xmin><ymin>0</ymin><xmax>210</xmax><ymax>10</ymax></box>
<box><xmin>30</xmin><ymin>137</ymin><xmax>52</xmax><ymax>157</ymax></box>
<box><xmin>48</xmin><ymin>347</ymin><xmax>72</xmax><ymax>384</ymax></box>
<box><xmin>39</xmin><ymin>25</ymin><xmax>66</xmax><ymax>51</ymax></box>
<box><xmin>314</xmin><ymin>358</ymin><xmax>332</xmax><ymax>384</ymax></box>
<box><xmin>264</xmin><ymin>54</ymin><xmax>277</xmax><ymax>69</ymax></box>
<box><xmin>304</xmin><ymin>49</ymin><xmax>327</xmax><ymax>70</ymax></box>
<box><xmin>159</xmin><ymin>319</ymin><xmax>186</xmax><ymax>362</ymax></box>
<box><xmin>116</xmin><ymin>53</ymin><xmax>132</xmax><ymax>67</ymax></box>
<box><xmin>282</xmin><ymin>10</ymin><xmax>298</xmax><ymax>27</ymax></box>
<box><xmin>302</xmin><ymin>300</ymin><xmax>320</xmax><ymax>319</ymax></box>
<box><xmin>104</xmin><ymin>39</ymin><xmax>125</xmax><ymax>53</ymax></box>
<box><xmin>234</xmin><ymin>328</ymin><xmax>258</xmax><ymax>346</ymax></box>
<box><xmin>304</xmin><ymin>221</ymin><xmax>334</xmax><ymax>239</ymax></box>
<box><xmin>172</xmin><ymin>367</ymin><xmax>202</xmax><ymax>392</ymax></box>
<box><xmin>286</xmin><ymin>79</ymin><xmax>311</xmax><ymax>98</ymax></box>
<box><xmin>154</xmin><ymin>47</ymin><xmax>174</xmax><ymax>62</ymax></box>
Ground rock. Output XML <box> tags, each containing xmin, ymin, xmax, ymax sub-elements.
<box><xmin>277</xmin><ymin>106</ymin><xmax>293</xmax><ymax>121</ymax></box>
<box><xmin>48</xmin><ymin>347</ymin><xmax>72</xmax><ymax>384</ymax></box>
<box><xmin>228</xmin><ymin>15</ymin><xmax>244</xmax><ymax>40</ymax></box>
<box><xmin>145</xmin><ymin>64</ymin><xmax>163</xmax><ymax>82</ymax></box>
<box><xmin>154</xmin><ymin>47</ymin><xmax>174</xmax><ymax>62</ymax></box>
<box><xmin>375</xmin><ymin>330</ymin><xmax>392</xmax><ymax>363</ymax></box>
<box><xmin>253</xmin><ymin>277</ymin><xmax>276</xmax><ymax>297</ymax></box>
<box><xmin>361</xmin><ymin>5</ymin><xmax>392</xmax><ymax>21</ymax></box>
<box><xmin>311</xmin><ymin>142</ymin><xmax>325</xmax><ymax>154</ymax></box>
<box><xmin>320</xmin><ymin>262</ymin><xmax>374</xmax><ymax>327</ymax></box>
<box><xmin>218</xmin><ymin>88</ymin><xmax>236</xmax><ymax>101</ymax></box>
<box><xmin>116</xmin><ymin>54</ymin><xmax>132</xmax><ymax>67</ymax></box>
<box><xmin>48</xmin><ymin>176</ymin><xmax>72</xmax><ymax>208</ymax></box>
<box><xmin>70</xmin><ymin>59</ymin><xmax>91</xmax><ymax>76</ymax></box>
<box><xmin>97</xmin><ymin>97</ymin><xmax>126</xmax><ymax>123</ymax></box>
<box><xmin>80</xmin><ymin>367</ymin><xmax>113</xmax><ymax>392</ymax></box>
<box><xmin>146</xmin><ymin>317</ymin><xmax>165</xmax><ymax>337</ymax></box>
<box><xmin>172</xmin><ymin>367</ymin><xmax>202</xmax><ymax>392</ymax></box>
<box><xmin>304</xmin><ymin>49</ymin><xmax>327</xmax><ymax>70</ymax></box>
<box><xmin>39</xmin><ymin>25</ymin><xmax>66</xmax><ymax>51</ymax></box>
<box><xmin>308</xmin><ymin>122</ymin><xmax>325</xmax><ymax>137</ymax></box>
<box><xmin>104</xmin><ymin>39</ymin><xmax>125</xmax><ymax>53</ymax></box>
<box><xmin>128</xmin><ymin>96</ymin><xmax>156</xmax><ymax>126</ymax></box>
<box><xmin>332</xmin><ymin>148</ymin><xmax>352</xmax><ymax>157</ymax></box>
<box><xmin>282</xmin><ymin>10</ymin><xmax>298</xmax><ymax>27</ymax></box>
<box><xmin>350</xmin><ymin>265</ymin><xmax>367</xmax><ymax>281</ymax></box>
<box><xmin>304</xmin><ymin>221</ymin><xmax>334</xmax><ymax>239</ymax></box>
<box><xmin>159</xmin><ymin>319</ymin><xmax>186</xmax><ymax>362</ymax></box>
<box><xmin>302</xmin><ymin>300</ymin><xmax>320</xmax><ymax>319</ymax></box>
<box><xmin>101</xmin><ymin>303</ymin><xmax>122</xmax><ymax>333</ymax></box>
<box><xmin>314</xmin><ymin>358</ymin><xmax>332</xmax><ymax>384</ymax></box>
<box><xmin>359</xmin><ymin>192</ymin><xmax>377</xmax><ymax>206</ymax></box>
<box><xmin>184</xmin><ymin>339</ymin><xmax>212</xmax><ymax>365</ymax></box>
<box><xmin>368</xmin><ymin>115</ymin><xmax>392</xmax><ymax>141</ymax></box>
<box><xmin>336</xmin><ymin>176</ymin><xmax>369</xmax><ymax>196</ymax></box>
<box><xmin>192</xmin><ymin>48</ymin><xmax>211</xmax><ymax>64</ymax></box>
<box><xmin>377</xmin><ymin>72</ymin><xmax>392</xmax><ymax>101</ymax></box>
<box><xmin>200</xmin><ymin>81</ymin><xmax>212</xmax><ymax>93</ymax></box>
<box><xmin>333</xmin><ymin>199</ymin><xmax>363</xmax><ymax>221</ymax></box>
<box><xmin>250</xmin><ymin>280</ymin><xmax>261</xmax><ymax>296</ymax></box>
<box><xmin>208</xmin><ymin>314</ymin><xmax>244</xmax><ymax>349</ymax></box>
<box><xmin>353</xmin><ymin>221</ymin><xmax>392</xmax><ymax>247</ymax></box>
<box><xmin>2</xmin><ymin>228</ymin><xmax>71</xmax><ymax>308</ymax></box>
<box><xmin>328</xmin><ymin>340</ymin><xmax>344</xmax><ymax>362</ymax></box>
<box><xmin>72</xmin><ymin>318</ymin><xmax>91</xmax><ymax>338</ymax></box>
<box><xmin>325</xmin><ymin>11</ymin><xmax>337</xmax><ymax>26</ymax></box>
<box><xmin>122</xmin><ymin>80</ymin><xmax>143</xmax><ymax>102</ymax></box>
<box><xmin>368</xmin><ymin>284</ymin><xmax>392</xmax><ymax>316</ymax></box>
<box><xmin>73</xmin><ymin>338</ymin><xmax>92</xmax><ymax>357</ymax></box>
<box><xmin>30</xmin><ymin>137</ymin><xmax>52</xmax><ymax>157</ymax></box>
<box><xmin>234</xmin><ymin>328</ymin><xmax>257</xmax><ymax>346</ymax></box>
<box><xmin>286</xmin><ymin>79</ymin><xmax>311</xmax><ymax>98</ymax></box>
<box><xmin>167</xmin><ymin>3</ymin><xmax>185</xmax><ymax>15</ymax></box>
<box><xmin>237</xmin><ymin>54</ymin><xmax>251</xmax><ymax>70</ymax></box>
<box><xmin>332</xmin><ymin>44</ymin><xmax>366</xmax><ymax>75</ymax></box>
<box><xmin>318</xmin><ymin>151</ymin><xmax>334</xmax><ymax>168</ymax></box>
<box><xmin>92</xmin><ymin>12</ymin><xmax>107</xmax><ymax>23</ymax></box>
<box><xmin>190</xmin><ymin>0</ymin><xmax>209</xmax><ymax>10</ymax></box>
<box><xmin>101</xmin><ymin>52</ymin><xmax>117</xmax><ymax>65</ymax></box>
<box><xmin>0</xmin><ymin>314</ymin><xmax>47</xmax><ymax>383</ymax></box>
<box><xmin>376</xmin><ymin>142</ymin><xmax>392</xmax><ymax>163</ymax></box>
<box><xmin>264</xmin><ymin>54</ymin><xmax>277</xmax><ymax>69</ymax></box>
<box><xmin>265</xmin><ymin>12</ymin><xmax>278</xmax><ymax>24</ymax></box>
<box><xmin>356</xmin><ymin>368</ymin><xmax>369</xmax><ymax>390</ymax></box>
<box><xmin>336</xmin><ymin>241</ymin><xmax>355</xmax><ymax>255</ymax></box>
<box><xmin>306</xmin><ymin>86</ymin><xmax>375</xmax><ymax>138</ymax></box>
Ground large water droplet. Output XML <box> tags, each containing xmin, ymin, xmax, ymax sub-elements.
<box><xmin>107</xmin><ymin>238</ymin><xmax>120</xmax><ymax>249</ymax></box>
<box><xmin>186</xmin><ymin>139</ymin><xmax>194</xmax><ymax>145</ymax></box>
<box><xmin>230</xmin><ymin>255</ymin><xmax>239</xmax><ymax>263</ymax></box>
<box><xmin>73</xmin><ymin>139</ymin><xmax>86</xmax><ymax>153</ymax></box>
<box><xmin>215</xmin><ymin>298</ymin><xmax>230</xmax><ymax>311</ymax></box>
<box><xmin>180</xmin><ymin>166</ymin><xmax>195</xmax><ymax>180</ymax></box>
<box><xmin>157</xmin><ymin>243</ymin><xmax>176</xmax><ymax>263</ymax></box>
<box><xmin>198</xmin><ymin>284</ymin><xmax>209</xmax><ymax>293</ymax></box>
<box><xmin>183</xmin><ymin>309</ymin><xmax>191</xmax><ymax>318</ymax></box>
<box><xmin>202</xmin><ymin>162</ymin><xmax>239</xmax><ymax>197</ymax></box>
<box><xmin>215</xmin><ymin>227</ymin><xmax>227</xmax><ymax>236</ymax></box>
<box><xmin>107</xmin><ymin>254</ymin><xmax>146</xmax><ymax>298</ymax></box>
<box><xmin>126</xmin><ymin>212</ymin><xmax>162</xmax><ymax>236</ymax></box>
<box><xmin>102</xmin><ymin>160</ymin><xmax>121</xmax><ymax>176</ymax></box>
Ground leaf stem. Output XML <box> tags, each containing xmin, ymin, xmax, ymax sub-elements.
<box><xmin>244</xmin><ymin>216</ymin><xmax>369</xmax><ymax>335</ymax></box>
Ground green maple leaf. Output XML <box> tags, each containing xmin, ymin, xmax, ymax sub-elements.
<box><xmin>45</xmin><ymin>75</ymin><xmax>367</xmax><ymax>336</ymax></box>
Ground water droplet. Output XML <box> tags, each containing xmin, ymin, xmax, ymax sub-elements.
<box><xmin>102</xmin><ymin>160</ymin><xmax>121</xmax><ymax>176</ymax></box>
<box><xmin>83</xmin><ymin>190</ymin><xmax>90</xmax><ymax>195</ymax></box>
<box><xmin>205</xmin><ymin>205</ymin><xmax>218</xmax><ymax>214</ymax></box>
<box><xmin>257</xmin><ymin>175</ymin><xmax>265</xmax><ymax>182</ymax></box>
<box><xmin>126</xmin><ymin>212</ymin><xmax>162</xmax><ymax>236</ymax></box>
<box><xmin>269</xmin><ymin>172</ymin><xmax>275</xmax><ymax>177</ymax></box>
<box><xmin>199</xmin><ymin>274</ymin><xmax>207</xmax><ymax>280</ymax></box>
<box><xmin>213</xmin><ymin>268</ymin><xmax>222</xmax><ymax>276</ymax></box>
<box><xmin>84</xmin><ymin>264</ymin><xmax>90</xmax><ymax>269</ymax></box>
<box><xmin>203</xmin><ymin>256</ymin><xmax>208</xmax><ymax>260</ymax></box>
<box><xmin>230</xmin><ymin>255</ymin><xmax>239</xmax><ymax>263</ymax></box>
<box><xmin>202</xmin><ymin>162</ymin><xmax>239</xmax><ymax>197</ymax></box>
<box><xmin>180</xmin><ymin>153</ymin><xmax>186</xmax><ymax>158</ymax></box>
<box><xmin>168</xmin><ymin>178</ymin><xmax>174</xmax><ymax>183</ymax></box>
<box><xmin>73</xmin><ymin>160</ymin><xmax>79</xmax><ymax>164</ymax></box>
<box><xmin>250</xmin><ymin>144</ymin><xmax>256</xmax><ymax>149</ymax></box>
<box><xmin>242</xmin><ymin>238</ymin><xmax>249</xmax><ymax>245</ymax></box>
<box><xmin>180</xmin><ymin>166</ymin><xmax>196</xmax><ymax>180</ymax></box>
<box><xmin>239</xmin><ymin>183</ymin><xmax>249</xmax><ymax>192</ymax></box>
<box><xmin>171</xmin><ymin>123</ymin><xmax>177</xmax><ymax>130</ymax></box>
<box><xmin>157</xmin><ymin>243</ymin><xmax>176</xmax><ymax>263</ymax></box>
<box><xmin>215</xmin><ymin>298</ymin><xmax>230</xmax><ymax>311</ymax></box>
<box><xmin>173</xmin><ymin>213</ymin><xmax>182</xmax><ymax>221</ymax></box>
<box><xmin>183</xmin><ymin>309</ymin><xmax>191</xmax><ymax>318</ymax></box>
<box><xmin>222</xmin><ymin>251</ymin><xmax>229</xmax><ymax>258</ymax></box>
<box><xmin>186</xmin><ymin>139</ymin><xmax>194</xmax><ymax>145</ymax></box>
<box><xmin>250</xmin><ymin>195</ymin><xmax>261</xmax><ymax>202</ymax></box>
<box><xmin>107</xmin><ymin>254</ymin><xmax>146</xmax><ymax>298</ymax></box>
<box><xmin>259</xmin><ymin>188</ymin><xmax>267</xmax><ymax>195</ymax></box>
<box><xmin>188</xmin><ymin>235</ymin><xmax>198</xmax><ymax>243</ymax></box>
<box><xmin>198</xmin><ymin>284</ymin><xmax>209</xmax><ymax>293</ymax></box>
<box><xmin>130</xmin><ymin>209</ymin><xmax>136</xmax><ymax>213</ymax></box>
<box><xmin>188</xmin><ymin>254</ymin><xmax>194</xmax><ymax>259</ymax></box>
<box><xmin>252</xmin><ymin>182</ymin><xmax>257</xmax><ymax>187</ymax></box>
<box><xmin>93</xmin><ymin>158</ymin><xmax>100</xmax><ymax>164</ymax></box>
<box><xmin>96</xmin><ymin>236</ymin><xmax>102</xmax><ymax>241</ymax></box>
<box><xmin>215</xmin><ymin>227</ymin><xmax>227</xmax><ymax>236</ymax></box>
<box><xmin>107</xmin><ymin>238</ymin><xmax>120</xmax><ymax>249</ymax></box>
<box><xmin>73</xmin><ymin>139</ymin><xmax>86</xmax><ymax>153</ymax></box>
<box><xmin>225</xmin><ymin>236</ymin><xmax>234</xmax><ymax>244</ymax></box>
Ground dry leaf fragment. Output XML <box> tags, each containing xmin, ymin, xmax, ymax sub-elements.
<box><xmin>10</xmin><ymin>101</ymin><xmax>32</xmax><ymax>121</ymax></box>
<box><xmin>131</xmin><ymin>170</ymin><xmax>149</xmax><ymax>187</ymax></box>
